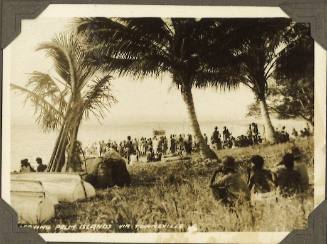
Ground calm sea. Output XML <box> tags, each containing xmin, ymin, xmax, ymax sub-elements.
<box><xmin>10</xmin><ymin>120</ymin><xmax>307</xmax><ymax>171</ymax></box>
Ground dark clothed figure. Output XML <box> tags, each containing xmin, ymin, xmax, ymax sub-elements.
<box><xmin>211</xmin><ymin>127</ymin><xmax>222</xmax><ymax>150</ymax></box>
<box><xmin>203</xmin><ymin>133</ymin><xmax>208</xmax><ymax>145</ymax></box>
<box><xmin>275</xmin><ymin>153</ymin><xmax>302</xmax><ymax>196</ymax></box>
<box><xmin>291</xmin><ymin>147</ymin><xmax>309</xmax><ymax>190</ymax></box>
<box><xmin>170</xmin><ymin>136</ymin><xmax>176</xmax><ymax>154</ymax></box>
<box><xmin>36</xmin><ymin>157</ymin><xmax>47</xmax><ymax>172</ymax></box>
<box><xmin>210</xmin><ymin>156</ymin><xmax>250</xmax><ymax>206</ymax></box>
<box><xmin>20</xmin><ymin>159</ymin><xmax>35</xmax><ymax>173</ymax></box>
<box><xmin>125</xmin><ymin>136</ymin><xmax>134</xmax><ymax>164</ymax></box>
<box><xmin>248</xmin><ymin>155</ymin><xmax>274</xmax><ymax>193</ymax></box>
<box><xmin>223</xmin><ymin>127</ymin><xmax>231</xmax><ymax>142</ymax></box>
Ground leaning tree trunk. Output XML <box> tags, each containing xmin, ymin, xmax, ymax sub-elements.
<box><xmin>259</xmin><ymin>97</ymin><xmax>276</xmax><ymax>143</ymax></box>
<box><xmin>47</xmin><ymin>104</ymin><xmax>75</xmax><ymax>172</ymax></box>
<box><xmin>181</xmin><ymin>86</ymin><xmax>218</xmax><ymax>160</ymax></box>
<box><xmin>47</xmin><ymin>121</ymin><xmax>69</xmax><ymax>172</ymax></box>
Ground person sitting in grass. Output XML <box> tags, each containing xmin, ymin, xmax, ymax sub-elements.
<box><xmin>209</xmin><ymin>156</ymin><xmax>250</xmax><ymax>206</ymax></box>
<box><xmin>248</xmin><ymin>155</ymin><xmax>274</xmax><ymax>193</ymax></box>
<box><xmin>291</xmin><ymin>146</ymin><xmax>309</xmax><ymax>190</ymax></box>
<box><xmin>275</xmin><ymin>153</ymin><xmax>302</xmax><ymax>196</ymax></box>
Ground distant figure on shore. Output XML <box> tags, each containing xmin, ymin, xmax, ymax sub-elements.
<box><xmin>275</xmin><ymin>153</ymin><xmax>302</xmax><ymax>196</ymax></box>
<box><xmin>203</xmin><ymin>133</ymin><xmax>208</xmax><ymax>145</ymax></box>
<box><xmin>247</xmin><ymin>124</ymin><xmax>253</xmax><ymax>144</ymax></box>
<box><xmin>20</xmin><ymin>159</ymin><xmax>35</xmax><ymax>173</ymax></box>
<box><xmin>36</xmin><ymin>157</ymin><xmax>47</xmax><ymax>172</ymax></box>
<box><xmin>292</xmin><ymin>146</ymin><xmax>309</xmax><ymax>190</ymax></box>
<box><xmin>211</xmin><ymin>127</ymin><xmax>222</xmax><ymax>150</ymax></box>
<box><xmin>291</xmin><ymin>128</ymin><xmax>298</xmax><ymax>138</ymax></box>
<box><xmin>125</xmin><ymin>136</ymin><xmax>134</xmax><ymax>164</ymax></box>
<box><xmin>248</xmin><ymin>155</ymin><xmax>274</xmax><ymax>193</ymax></box>
<box><xmin>209</xmin><ymin>156</ymin><xmax>250</xmax><ymax>206</ymax></box>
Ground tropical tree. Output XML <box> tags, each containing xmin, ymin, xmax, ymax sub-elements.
<box><xmin>273</xmin><ymin>25</ymin><xmax>314</xmax><ymax>126</ymax></box>
<box><xmin>11</xmin><ymin>33</ymin><xmax>116</xmax><ymax>172</ymax></box>
<box><xmin>221</xmin><ymin>18</ymin><xmax>310</xmax><ymax>143</ymax></box>
<box><xmin>75</xmin><ymin>18</ymin><xmax>242</xmax><ymax>159</ymax></box>
<box><xmin>246</xmin><ymin>21</ymin><xmax>314</xmax><ymax>127</ymax></box>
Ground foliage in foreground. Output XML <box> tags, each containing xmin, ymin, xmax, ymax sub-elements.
<box><xmin>45</xmin><ymin>138</ymin><xmax>313</xmax><ymax>233</ymax></box>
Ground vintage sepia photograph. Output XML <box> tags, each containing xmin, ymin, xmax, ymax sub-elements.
<box><xmin>2</xmin><ymin>5</ymin><xmax>324</xmax><ymax>242</ymax></box>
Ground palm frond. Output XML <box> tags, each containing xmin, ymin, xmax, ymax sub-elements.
<box><xmin>11</xmin><ymin>83</ymin><xmax>65</xmax><ymax>131</ymax></box>
<box><xmin>82</xmin><ymin>74</ymin><xmax>117</xmax><ymax>121</ymax></box>
<box><xmin>27</xmin><ymin>71</ymin><xmax>69</xmax><ymax>112</ymax></box>
<box><xmin>37</xmin><ymin>35</ymin><xmax>75</xmax><ymax>86</ymax></box>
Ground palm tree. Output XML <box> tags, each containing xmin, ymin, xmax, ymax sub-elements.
<box><xmin>75</xmin><ymin>18</ymin><xmax>241</xmax><ymax>159</ymax></box>
<box><xmin>11</xmin><ymin>33</ymin><xmax>116</xmax><ymax>172</ymax></box>
<box><xmin>219</xmin><ymin>18</ymin><xmax>302</xmax><ymax>143</ymax></box>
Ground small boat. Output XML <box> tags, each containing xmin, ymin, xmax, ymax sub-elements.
<box><xmin>11</xmin><ymin>179</ymin><xmax>55</xmax><ymax>224</ymax></box>
<box><xmin>153</xmin><ymin>129</ymin><xmax>165</xmax><ymax>136</ymax></box>
<box><xmin>11</xmin><ymin>172</ymin><xmax>96</xmax><ymax>203</ymax></box>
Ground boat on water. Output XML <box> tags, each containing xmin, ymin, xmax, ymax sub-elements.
<box><xmin>153</xmin><ymin>129</ymin><xmax>165</xmax><ymax>136</ymax></box>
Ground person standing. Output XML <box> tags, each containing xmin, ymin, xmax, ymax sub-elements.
<box><xmin>247</xmin><ymin>124</ymin><xmax>253</xmax><ymax>145</ymax></box>
<box><xmin>126</xmin><ymin>136</ymin><xmax>134</xmax><ymax>164</ymax></box>
<box><xmin>203</xmin><ymin>133</ymin><xmax>208</xmax><ymax>145</ymax></box>
<box><xmin>211</xmin><ymin>127</ymin><xmax>221</xmax><ymax>150</ymax></box>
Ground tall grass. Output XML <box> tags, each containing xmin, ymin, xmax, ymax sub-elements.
<box><xmin>46</xmin><ymin>137</ymin><xmax>314</xmax><ymax>233</ymax></box>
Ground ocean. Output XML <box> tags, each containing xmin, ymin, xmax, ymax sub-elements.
<box><xmin>10</xmin><ymin>119</ymin><xmax>307</xmax><ymax>171</ymax></box>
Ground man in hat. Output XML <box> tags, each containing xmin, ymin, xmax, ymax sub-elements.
<box><xmin>275</xmin><ymin>153</ymin><xmax>302</xmax><ymax>196</ymax></box>
<box><xmin>210</xmin><ymin>156</ymin><xmax>250</xmax><ymax>206</ymax></box>
<box><xmin>292</xmin><ymin>146</ymin><xmax>309</xmax><ymax>190</ymax></box>
<box><xmin>248</xmin><ymin>155</ymin><xmax>274</xmax><ymax>193</ymax></box>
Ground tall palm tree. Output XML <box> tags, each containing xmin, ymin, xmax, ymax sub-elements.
<box><xmin>11</xmin><ymin>33</ymin><xmax>116</xmax><ymax>172</ymax></box>
<box><xmin>76</xmin><ymin>18</ymin><xmax>241</xmax><ymax>159</ymax></box>
<box><xmin>218</xmin><ymin>18</ymin><xmax>302</xmax><ymax>143</ymax></box>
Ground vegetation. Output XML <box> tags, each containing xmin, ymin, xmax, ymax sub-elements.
<box><xmin>43</xmin><ymin>137</ymin><xmax>313</xmax><ymax>232</ymax></box>
<box><xmin>247</xmin><ymin>23</ymin><xmax>314</xmax><ymax>126</ymax></box>
<box><xmin>220</xmin><ymin>19</ymin><xmax>313</xmax><ymax>143</ymax></box>
<box><xmin>75</xmin><ymin>18</ymin><xmax>248</xmax><ymax>160</ymax></box>
<box><xmin>11</xmin><ymin>33</ymin><xmax>117</xmax><ymax>171</ymax></box>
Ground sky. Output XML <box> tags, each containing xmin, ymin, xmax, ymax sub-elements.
<box><xmin>7</xmin><ymin>17</ymin><xmax>256</xmax><ymax>126</ymax></box>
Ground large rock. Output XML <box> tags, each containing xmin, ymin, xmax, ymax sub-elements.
<box><xmin>84</xmin><ymin>149</ymin><xmax>131</xmax><ymax>188</ymax></box>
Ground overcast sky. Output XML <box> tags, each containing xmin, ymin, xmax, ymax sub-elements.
<box><xmin>8</xmin><ymin>17</ymin><xmax>256</xmax><ymax>126</ymax></box>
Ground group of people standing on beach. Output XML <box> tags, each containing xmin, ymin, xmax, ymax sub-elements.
<box><xmin>90</xmin><ymin>134</ymin><xmax>196</xmax><ymax>163</ymax></box>
<box><xmin>210</xmin><ymin>123</ymin><xmax>262</xmax><ymax>150</ymax></box>
<box><xmin>84</xmin><ymin>123</ymin><xmax>311</xmax><ymax>164</ymax></box>
<box><xmin>210</xmin><ymin>146</ymin><xmax>311</xmax><ymax>206</ymax></box>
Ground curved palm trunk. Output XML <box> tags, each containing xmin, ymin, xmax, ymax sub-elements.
<box><xmin>181</xmin><ymin>87</ymin><xmax>218</xmax><ymax>160</ymax></box>
<box><xmin>259</xmin><ymin>97</ymin><xmax>276</xmax><ymax>143</ymax></box>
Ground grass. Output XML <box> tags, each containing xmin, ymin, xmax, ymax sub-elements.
<box><xmin>42</xmin><ymin>137</ymin><xmax>314</xmax><ymax>233</ymax></box>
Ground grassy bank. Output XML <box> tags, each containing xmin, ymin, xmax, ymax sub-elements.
<box><xmin>46</xmin><ymin>137</ymin><xmax>314</xmax><ymax>233</ymax></box>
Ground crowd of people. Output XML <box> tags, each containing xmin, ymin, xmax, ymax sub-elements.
<box><xmin>86</xmin><ymin>134</ymin><xmax>197</xmax><ymax>163</ymax></box>
<box><xmin>210</xmin><ymin>145</ymin><xmax>311</xmax><ymax>206</ymax></box>
<box><xmin>83</xmin><ymin>123</ymin><xmax>312</xmax><ymax>164</ymax></box>
<box><xmin>18</xmin><ymin>123</ymin><xmax>313</xmax><ymax>171</ymax></box>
